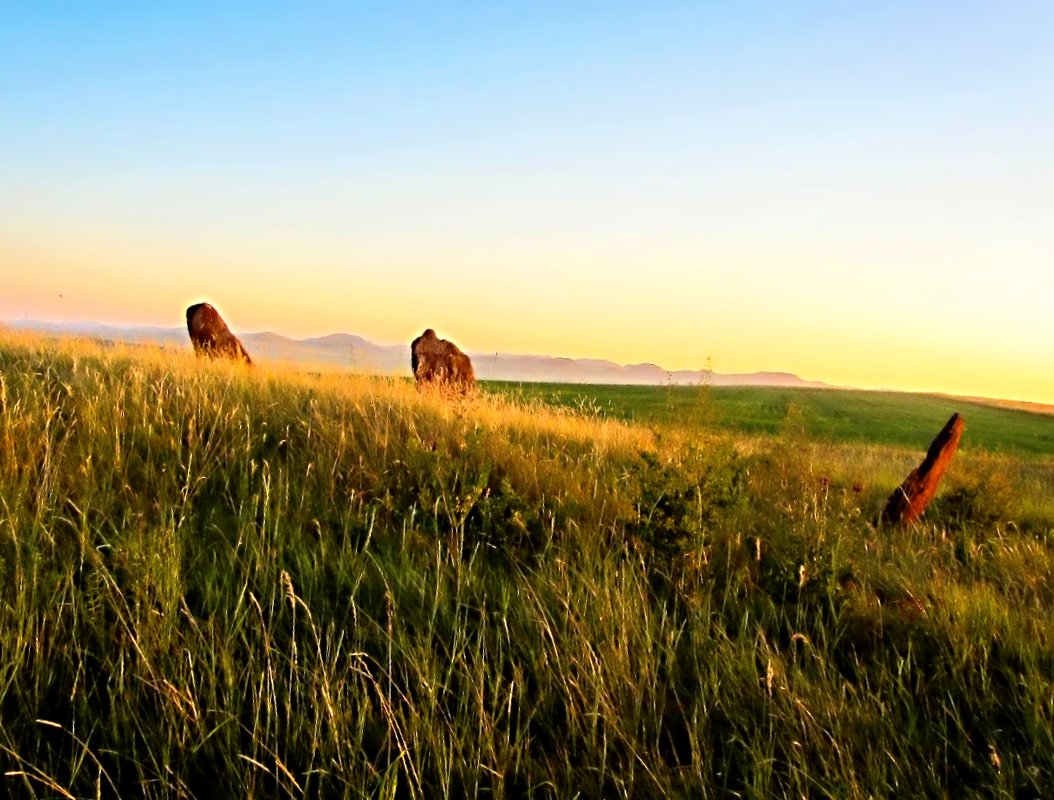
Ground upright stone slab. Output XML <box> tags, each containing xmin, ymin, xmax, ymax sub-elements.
<box><xmin>186</xmin><ymin>302</ymin><xmax>253</xmax><ymax>365</ymax></box>
<box><xmin>411</xmin><ymin>328</ymin><xmax>476</xmax><ymax>393</ymax></box>
<box><xmin>881</xmin><ymin>413</ymin><xmax>965</xmax><ymax>526</ymax></box>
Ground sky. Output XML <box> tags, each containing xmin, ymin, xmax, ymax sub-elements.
<box><xmin>2</xmin><ymin>1</ymin><xmax>1053</xmax><ymax>403</ymax></box>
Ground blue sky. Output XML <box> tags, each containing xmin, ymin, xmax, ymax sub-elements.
<box><xmin>3</xmin><ymin>2</ymin><xmax>1053</xmax><ymax>401</ymax></box>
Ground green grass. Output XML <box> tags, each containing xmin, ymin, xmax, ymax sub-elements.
<box><xmin>2</xmin><ymin>332</ymin><xmax>1054</xmax><ymax>798</ymax></box>
<box><xmin>483</xmin><ymin>381</ymin><xmax>1054</xmax><ymax>457</ymax></box>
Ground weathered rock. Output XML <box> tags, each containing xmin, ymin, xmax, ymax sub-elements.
<box><xmin>881</xmin><ymin>413</ymin><xmax>965</xmax><ymax>526</ymax></box>
<box><xmin>186</xmin><ymin>302</ymin><xmax>252</xmax><ymax>365</ymax></box>
<box><xmin>411</xmin><ymin>328</ymin><xmax>476</xmax><ymax>392</ymax></box>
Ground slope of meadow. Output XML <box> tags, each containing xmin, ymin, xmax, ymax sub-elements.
<box><xmin>1</xmin><ymin>332</ymin><xmax>1054</xmax><ymax>798</ymax></box>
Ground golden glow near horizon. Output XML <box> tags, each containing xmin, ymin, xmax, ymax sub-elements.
<box><xmin>3</xmin><ymin>4</ymin><xmax>1053</xmax><ymax>406</ymax></box>
<box><xmin>5</xmin><ymin>216</ymin><xmax>1054</xmax><ymax>406</ymax></box>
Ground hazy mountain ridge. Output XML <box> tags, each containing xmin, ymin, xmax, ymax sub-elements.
<box><xmin>2</xmin><ymin>320</ymin><xmax>829</xmax><ymax>388</ymax></box>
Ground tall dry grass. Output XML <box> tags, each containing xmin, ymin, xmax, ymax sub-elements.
<box><xmin>1</xmin><ymin>331</ymin><xmax>1053</xmax><ymax>798</ymax></box>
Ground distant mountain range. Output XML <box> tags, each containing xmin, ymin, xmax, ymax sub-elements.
<box><xmin>2</xmin><ymin>319</ymin><xmax>830</xmax><ymax>388</ymax></box>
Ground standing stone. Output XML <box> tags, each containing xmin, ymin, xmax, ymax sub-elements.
<box><xmin>881</xmin><ymin>413</ymin><xmax>965</xmax><ymax>526</ymax></box>
<box><xmin>411</xmin><ymin>329</ymin><xmax>476</xmax><ymax>392</ymax></box>
<box><xmin>186</xmin><ymin>303</ymin><xmax>253</xmax><ymax>365</ymax></box>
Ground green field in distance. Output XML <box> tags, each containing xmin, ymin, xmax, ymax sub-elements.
<box><xmin>483</xmin><ymin>382</ymin><xmax>1054</xmax><ymax>457</ymax></box>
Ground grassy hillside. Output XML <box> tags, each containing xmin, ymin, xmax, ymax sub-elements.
<box><xmin>485</xmin><ymin>382</ymin><xmax>1054</xmax><ymax>457</ymax></box>
<box><xmin>2</xmin><ymin>332</ymin><xmax>1054</xmax><ymax>798</ymax></box>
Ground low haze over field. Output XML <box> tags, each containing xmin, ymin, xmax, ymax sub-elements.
<box><xmin>3</xmin><ymin>2</ymin><xmax>1052</xmax><ymax>403</ymax></box>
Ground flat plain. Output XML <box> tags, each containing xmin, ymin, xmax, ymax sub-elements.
<box><xmin>484</xmin><ymin>381</ymin><xmax>1054</xmax><ymax>457</ymax></box>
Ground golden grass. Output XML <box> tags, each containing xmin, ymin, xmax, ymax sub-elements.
<box><xmin>2</xmin><ymin>329</ymin><xmax>1054</xmax><ymax>798</ymax></box>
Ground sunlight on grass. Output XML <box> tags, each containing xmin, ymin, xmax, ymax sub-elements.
<box><xmin>1</xmin><ymin>331</ymin><xmax>1053</xmax><ymax>797</ymax></box>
